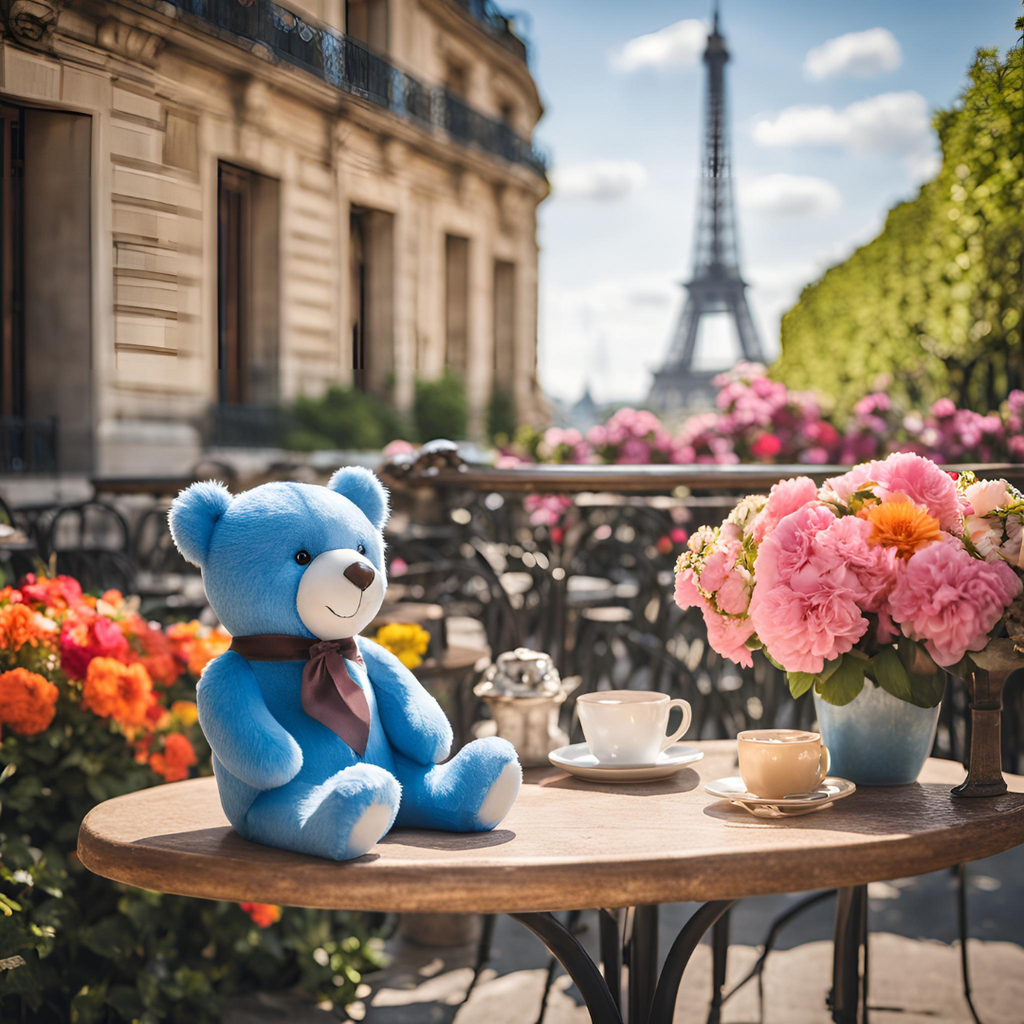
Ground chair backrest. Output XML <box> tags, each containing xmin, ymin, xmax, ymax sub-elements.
<box><xmin>45</xmin><ymin>501</ymin><xmax>131</xmax><ymax>557</ymax></box>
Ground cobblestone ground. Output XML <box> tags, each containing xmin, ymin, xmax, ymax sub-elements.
<box><xmin>227</xmin><ymin>845</ymin><xmax>1024</xmax><ymax>1024</ymax></box>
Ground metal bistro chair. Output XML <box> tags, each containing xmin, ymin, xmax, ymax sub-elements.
<box><xmin>44</xmin><ymin>501</ymin><xmax>136</xmax><ymax>596</ymax></box>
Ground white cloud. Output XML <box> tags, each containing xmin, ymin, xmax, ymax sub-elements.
<box><xmin>610</xmin><ymin>19</ymin><xmax>706</xmax><ymax>72</ymax></box>
<box><xmin>754</xmin><ymin>91</ymin><xmax>929</xmax><ymax>154</ymax></box>
<box><xmin>740</xmin><ymin>174</ymin><xmax>842</xmax><ymax>219</ymax></box>
<box><xmin>752</xmin><ymin>91</ymin><xmax>938</xmax><ymax>181</ymax></box>
<box><xmin>804</xmin><ymin>28</ymin><xmax>902</xmax><ymax>80</ymax></box>
<box><xmin>540</xmin><ymin>271</ymin><xmax>681</xmax><ymax>402</ymax></box>
<box><xmin>549</xmin><ymin>160</ymin><xmax>647</xmax><ymax>202</ymax></box>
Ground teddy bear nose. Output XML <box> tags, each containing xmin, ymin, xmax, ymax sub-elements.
<box><xmin>344</xmin><ymin>561</ymin><xmax>375</xmax><ymax>591</ymax></box>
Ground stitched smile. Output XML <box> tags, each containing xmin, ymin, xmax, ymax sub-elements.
<box><xmin>326</xmin><ymin>593</ymin><xmax>362</xmax><ymax>619</ymax></box>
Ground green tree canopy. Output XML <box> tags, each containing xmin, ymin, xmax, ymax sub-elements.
<box><xmin>774</xmin><ymin>45</ymin><xmax>1023</xmax><ymax>415</ymax></box>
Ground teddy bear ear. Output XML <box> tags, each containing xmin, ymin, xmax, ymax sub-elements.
<box><xmin>328</xmin><ymin>466</ymin><xmax>390</xmax><ymax>530</ymax></box>
<box><xmin>168</xmin><ymin>480</ymin><xmax>233</xmax><ymax>567</ymax></box>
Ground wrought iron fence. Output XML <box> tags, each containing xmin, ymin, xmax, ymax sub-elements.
<box><xmin>208</xmin><ymin>404</ymin><xmax>294</xmax><ymax>448</ymax></box>
<box><xmin>154</xmin><ymin>0</ymin><xmax>546</xmax><ymax>176</ymax></box>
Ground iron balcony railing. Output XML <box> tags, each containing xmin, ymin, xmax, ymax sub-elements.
<box><xmin>159</xmin><ymin>0</ymin><xmax>547</xmax><ymax>176</ymax></box>
<box><xmin>450</xmin><ymin>0</ymin><xmax>529</xmax><ymax>64</ymax></box>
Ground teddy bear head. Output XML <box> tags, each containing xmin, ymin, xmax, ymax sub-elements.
<box><xmin>168</xmin><ymin>467</ymin><xmax>389</xmax><ymax>641</ymax></box>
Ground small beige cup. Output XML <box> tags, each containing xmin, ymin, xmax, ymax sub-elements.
<box><xmin>737</xmin><ymin>729</ymin><xmax>830</xmax><ymax>799</ymax></box>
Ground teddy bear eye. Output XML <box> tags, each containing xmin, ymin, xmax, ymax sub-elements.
<box><xmin>356</xmin><ymin>543</ymin><xmax>367</xmax><ymax>555</ymax></box>
<box><xmin>294</xmin><ymin>550</ymin><xmax>311</xmax><ymax>566</ymax></box>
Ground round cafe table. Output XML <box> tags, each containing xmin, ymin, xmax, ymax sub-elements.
<box><xmin>78</xmin><ymin>741</ymin><xmax>1024</xmax><ymax>1024</ymax></box>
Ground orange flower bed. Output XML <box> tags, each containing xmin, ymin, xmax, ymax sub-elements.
<box><xmin>0</xmin><ymin>573</ymin><xmax>216</xmax><ymax>791</ymax></box>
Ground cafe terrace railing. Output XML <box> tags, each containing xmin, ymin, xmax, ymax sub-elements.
<box><xmin>9</xmin><ymin>462</ymin><xmax>1024</xmax><ymax>766</ymax></box>
<box><xmin>143</xmin><ymin>0</ymin><xmax>547</xmax><ymax>176</ymax></box>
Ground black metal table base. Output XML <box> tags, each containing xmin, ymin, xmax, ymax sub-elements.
<box><xmin>511</xmin><ymin>900</ymin><xmax>736</xmax><ymax>1024</ymax></box>
<box><xmin>511</xmin><ymin>886</ymin><xmax>870</xmax><ymax>1024</ymax></box>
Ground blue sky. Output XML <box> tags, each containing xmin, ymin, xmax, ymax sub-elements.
<box><xmin>524</xmin><ymin>0</ymin><xmax>1020</xmax><ymax>406</ymax></box>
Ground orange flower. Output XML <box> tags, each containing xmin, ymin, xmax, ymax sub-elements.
<box><xmin>240</xmin><ymin>903</ymin><xmax>282</xmax><ymax>928</ymax></box>
<box><xmin>863</xmin><ymin>496</ymin><xmax>943</xmax><ymax>559</ymax></box>
<box><xmin>0</xmin><ymin>668</ymin><xmax>58</xmax><ymax>735</ymax></box>
<box><xmin>0</xmin><ymin>603</ymin><xmax>50</xmax><ymax>653</ymax></box>
<box><xmin>188</xmin><ymin>631</ymin><xmax>231</xmax><ymax>677</ymax></box>
<box><xmin>149</xmin><ymin>732</ymin><xmax>197</xmax><ymax>782</ymax></box>
<box><xmin>81</xmin><ymin>657</ymin><xmax>155</xmax><ymax>727</ymax></box>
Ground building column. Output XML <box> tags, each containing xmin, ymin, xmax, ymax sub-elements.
<box><xmin>466</xmin><ymin>224</ymin><xmax>494</xmax><ymax>441</ymax></box>
<box><xmin>335</xmin><ymin>146</ymin><xmax>354</xmax><ymax>389</ymax></box>
<box><xmin>392</xmin><ymin>181</ymin><xmax>416</xmax><ymax>416</ymax></box>
<box><xmin>515</xmin><ymin>202</ymin><xmax>541</xmax><ymax>423</ymax></box>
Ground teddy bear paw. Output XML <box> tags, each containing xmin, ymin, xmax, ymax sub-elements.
<box><xmin>474</xmin><ymin>759</ymin><xmax>522</xmax><ymax>830</ymax></box>
<box><xmin>344</xmin><ymin>801</ymin><xmax>395</xmax><ymax>859</ymax></box>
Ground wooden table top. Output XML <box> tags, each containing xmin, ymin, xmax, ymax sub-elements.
<box><xmin>77</xmin><ymin>742</ymin><xmax>1024</xmax><ymax>914</ymax></box>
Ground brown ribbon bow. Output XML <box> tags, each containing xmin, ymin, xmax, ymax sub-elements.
<box><xmin>228</xmin><ymin>634</ymin><xmax>371</xmax><ymax>756</ymax></box>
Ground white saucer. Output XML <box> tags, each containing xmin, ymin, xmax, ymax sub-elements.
<box><xmin>704</xmin><ymin>776</ymin><xmax>856</xmax><ymax>818</ymax></box>
<box><xmin>548</xmin><ymin>743</ymin><xmax>704</xmax><ymax>783</ymax></box>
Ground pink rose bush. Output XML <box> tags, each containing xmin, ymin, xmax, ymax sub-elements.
<box><xmin>499</xmin><ymin>364</ymin><xmax>1024</xmax><ymax>469</ymax></box>
<box><xmin>675</xmin><ymin>452</ymin><xmax>1024</xmax><ymax>708</ymax></box>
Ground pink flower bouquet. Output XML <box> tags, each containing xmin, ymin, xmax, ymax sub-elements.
<box><xmin>675</xmin><ymin>452</ymin><xmax>1023</xmax><ymax>707</ymax></box>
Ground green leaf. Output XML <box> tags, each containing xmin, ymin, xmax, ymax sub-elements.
<box><xmin>872</xmin><ymin>646</ymin><xmax>913</xmax><ymax>703</ymax></box>
<box><xmin>815</xmin><ymin>655</ymin><xmax>865</xmax><ymax>706</ymax></box>
<box><xmin>898</xmin><ymin>638</ymin><xmax>947</xmax><ymax>708</ymax></box>
<box><xmin>818</xmin><ymin>658</ymin><xmax>842</xmax><ymax>683</ymax></box>
<box><xmin>787</xmin><ymin>672</ymin><xmax>816</xmax><ymax>699</ymax></box>
<box><xmin>907</xmin><ymin>671</ymin><xmax>946</xmax><ymax>709</ymax></box>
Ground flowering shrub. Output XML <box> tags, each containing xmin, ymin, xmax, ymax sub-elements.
<box><xmin>675</xmin><ymin>453</ymin><xmax>1024</xmax><ymax>707</ymax></box>
<box><xmin>0</xmin><ymin>575</ymin><xmax>381</xmax><ymax>1022</ymax></box>
<box><xmin>374</xmin><ymin>622</ymin><xmax>431</xmax><ymax>669</ymax></box>
<box><xmin>501</xmin><ymin>363</ymin><xmax>1024</xmax><ymax>469</ymax></box>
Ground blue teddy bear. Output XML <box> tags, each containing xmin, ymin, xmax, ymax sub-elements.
<box><xmin>169</xmin><ymin>467</ymin><xmax>521</xmax><ymax>861</ymax></box>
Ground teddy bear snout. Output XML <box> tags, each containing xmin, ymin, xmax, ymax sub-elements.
<box><xmin>343</xmin><ymin>561</ymin><xmax>375</xmax><ymax>591</ymax></box>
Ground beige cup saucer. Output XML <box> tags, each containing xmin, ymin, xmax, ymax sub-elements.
<box><xmin>704</xmin><ymin>776</ymin><xmax>856</xmax><ymax>818</ymax></box>
<box><xmin>549</xmin><ymin>742</ymin><xmax>704</xmax><ymax>783</ymax></box>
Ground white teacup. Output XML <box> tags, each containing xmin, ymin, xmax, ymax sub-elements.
<box><xmin>737</xmin><ymin>729</ymin><xmax>831</xmax><ymax>799</ymax></box>
<box><xmin>577</xmin><ymin>690</ymin><xmax>692</xmax><ymax>765</ymax></box>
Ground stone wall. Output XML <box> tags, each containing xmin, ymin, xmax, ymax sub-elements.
<box><xmin>0</xmin><ymin>0</ymin><xmax>547</xmax><ymax>479</ymax></box>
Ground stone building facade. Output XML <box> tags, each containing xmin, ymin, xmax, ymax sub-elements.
<box><xmin>0</xmin><ymin>0</ymin><xmax>547</xmax><ymax>476</ymax></box>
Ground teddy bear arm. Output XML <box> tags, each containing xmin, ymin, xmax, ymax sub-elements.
<box><xmin>359</xmin><ymin>639</ymin><xmax>453</xmax><ymax>765</ymax></box>
<box><xmin>197</xmin><ymin>651</ymin><xmax>303</xmax><ymax>790</ymax></box>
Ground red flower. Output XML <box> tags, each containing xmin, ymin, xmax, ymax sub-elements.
<box><xmin>750</xmin><ymin>433</ymin><xmax>783</xmax><ymax>459</ymax></box>
<box><xmin>240</xmin><ymin>903</ymin><xmax>282</xmax><ymax>927</ymax></box>
<box><xmin>60</xmin><ymin>612</ymin><xmax>130</xmax><ymax>680</ymax></box>
<box><xmin>21</xmin><ymin>573</ymin><xmax>86</xmax><ymax>611</ymax></box>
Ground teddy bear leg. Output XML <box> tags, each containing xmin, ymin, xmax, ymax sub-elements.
<box><xmin>393</xmin><ymin>736</ymin><xmax>521</xmax><ymax>832</ymax></box>
<box><xmin>243</xmin><ymin>763</ymin><xmax>401</xmax><ymax>861</ymax></box>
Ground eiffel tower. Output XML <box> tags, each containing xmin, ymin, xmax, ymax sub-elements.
<box><xmin>648</xmin><ymin>4</ymin><xmax>763</xmax><ymax>413</ymax></box>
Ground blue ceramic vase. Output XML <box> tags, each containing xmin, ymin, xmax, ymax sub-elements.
<box><xmin>814</xmin><ymin>681</ymin><xmax>940</xmax><ymax>786</ymax></box>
